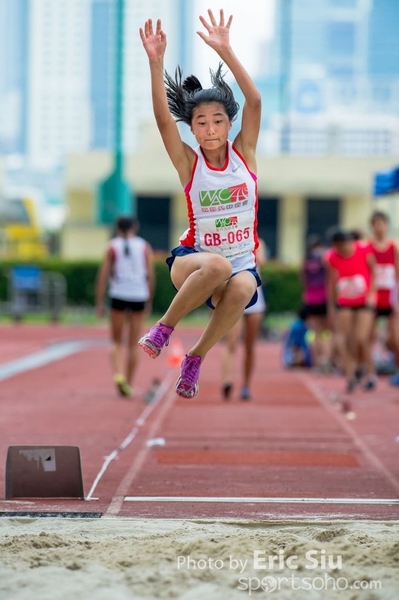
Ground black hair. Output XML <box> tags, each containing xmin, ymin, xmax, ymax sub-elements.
<box><xmin>325</xmin><ymin>225</ymin><xmax>352</xmax><ymax>245</ymax></box>
<box><xmin>115</xmin><ymin>216</ymin><xmax>139</xmax><ymax>256</ymax></box>
<box><xmin>330</xmin><ymin>229</ymin><xmax>354</xmax><ymax>244</ymax></box>
<box><xmin>164</xmin><ymin>63</ymin><xmax>240</xmax><ymax>126</ymax></box>
<box><xmin>298</xmin><ymin>305</ymin><xmax>310</xmax><ymax>321</ymax></box>
<box><xmin>370</xmin><ymin>210</ymin><xmax>389</xmax><ymax>224</ymax></box>
<box><xmin>350</xmin><ymin>228</ymin><xmax>363</xmax><ymax>241</ymax></box>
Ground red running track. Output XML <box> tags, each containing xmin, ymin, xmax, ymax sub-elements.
<box><xmin>0</xmin><ymin>323</ymin><xmax>398</xmax><ymax>520</ymax></box>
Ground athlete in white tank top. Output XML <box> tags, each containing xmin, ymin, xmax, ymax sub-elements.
<box><xmin>109</xmin><ymin>236</ymin><xmax>150</xmax><ymax>302</ymax></box>
<box><xmin>96</xmin><ymin>216</ymin><xmax>155</xmax><ymax>399</ymax></box>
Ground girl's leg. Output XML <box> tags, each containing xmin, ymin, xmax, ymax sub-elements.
<box><xmin>139</xmin><ymin>253</ymin><xmax>232</xmax><ymax>359</ymax></box>
<box><xmin>190</xmin><ymin>271</ymin><xmax>257</xmax><ymax>359</ymax></box>
<box><xmin>355</xmin><ymin>308</ymin><xmax>377</xmax><ymax>389</ymax></box>
<box><xmin>387</xmin><ymin>313</ymin><xmax>399</xmax><ymax>385</ymax></box>
<box><xmin>175</xmin><ymin>272</ymin><xmax>257</xmax><ymax>399</ymax></box>
<box><xmin>110</xmin><ymin>309</ymin><xmax>131</xmax><ymax>396</ymax></box>
<box><xmin>174</xmin><ymin>271</ymin><xmax>257</xmax><ymax>399</ymax></box>
<box><xmin>221</xmin><ymin>318</ymin><xmax>242</xmax><ymax>399</ymax></box>
<box><xmin>164</xmin><ymin>253</ymin><xmax>233</xmax><ymax>327</ymax></box>
<box><xmin>387</xmin><ymin>313</ymin><xmax>399</xmax><ymax>367</ymax></box>
<box><xmin>125</xmin><ymin>310</ymin><xmax>146</xmax><ymax>388</ymax></box>
<box><xmin>308</xmin><ymin>315</ymin><xmax>329</xmax><ymax>369</ymax></box>
<box><xmin>334</xmin><ymin>308</ymin><xmax>356</xmax><ymax>390</ymax></box>
<box><xmin>241</xmin><ymin>311</ymin><xmax>264</xmax><ymax>398</ymax></box>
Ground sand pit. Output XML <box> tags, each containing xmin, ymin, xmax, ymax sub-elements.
<box><xmin>0</xmin><ymin>517</ymin><xmax>398</xmax><ymax>599</ymax></box>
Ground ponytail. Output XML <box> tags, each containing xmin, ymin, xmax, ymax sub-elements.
<box><xmin>164</xmin><ymin>63</ymin><xmax>239</xmax><ymax>125</ymax></box>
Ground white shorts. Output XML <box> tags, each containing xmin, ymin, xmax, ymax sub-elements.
<box><xmin>244</xmin><ymin>286</ymin><xmax>266</xmax><ymax>315</ymax></box>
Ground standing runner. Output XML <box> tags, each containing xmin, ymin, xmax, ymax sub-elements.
<box><xmin>368</xmin><ymin>211</ymin><xmax>399</xmax><ymax>385</ymax></box>
<box><xmin>138</xmin><ymin>9</ymin><xmax>261</xmax><ymax>398</ymax></box>
<box><xmin>221</xmin><ymin>239</ymin><xmax>267</xmax><ymax>401</ymax></box>
<box><xmin>96</xmin><ymin>216</ymin><xmax>155</xmax><ymax>398</ymax></box>
<box><xmin>325</xmin><ymin>230</ymin><xmax>376</xmax><ymax>393</ymax></box>
<box><xmin>301</xmin><ymin>235</ymin><xmax>330</xmax><ymax>370</ymax></box>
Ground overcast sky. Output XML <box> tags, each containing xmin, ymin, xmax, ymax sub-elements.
<box><xmin>193</xmin><ymin>0</ymin><xmax>276</xmax><ymax>81</ymax></box>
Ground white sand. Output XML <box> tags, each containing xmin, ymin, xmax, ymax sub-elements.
<box><xmin>1</xmin><ymin>518</ymin><xmax>398</xmax><ymax>600</ymax></box>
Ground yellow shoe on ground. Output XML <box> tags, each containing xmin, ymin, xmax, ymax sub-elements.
<box><xmin>114</xmin><ymin>373</ymin><xmax>133</xmax><ymax>398</ymax></box>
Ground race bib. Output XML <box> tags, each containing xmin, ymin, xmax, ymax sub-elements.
<box><xmin>337</xmin><ymin>275</ymin><xmax>367</xmax><ymax>299</ymax></box>
<box><xmin>375</xmin><ymin>264</ymin><xmax>396</xmax><ymax>290</ymax></box>
<box><xmin>198</xmin><ymin>210</ymin><xmax>254</xmax><ymax>260</ymax></box>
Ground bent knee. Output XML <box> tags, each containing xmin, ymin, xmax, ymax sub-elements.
<box><xmin>226</xmin><ymin>277</ymin><xmax>257</xmax><ymax>305</ymax></box>
<box><xmin>202</xmin><ymin>255</ymin><xmax>232</xmax><ymax>282</ymax></box>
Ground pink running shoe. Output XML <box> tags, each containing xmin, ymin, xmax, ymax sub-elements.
<box><xmin>138</xmin><ymin>323</ymin><xmax>174</xmax><ymax>358</ymax></box>
<box><xmin>175</xmin><ymin>354</ymin><xmax>202</xmax><ymax>398</ymax></box>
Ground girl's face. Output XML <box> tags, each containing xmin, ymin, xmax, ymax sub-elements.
<box><xmin>371</xmin><ymin>217</ymin><xmax>388</xmax><ymax>239</ymax></box>
<box><xmin>334</xmin><ymin>240</ymin><xmax>354</xmax><ymax>257</ymax></box>
<box><xmin>190</xmin><ymin>102</ymin><xmax>232</xmax><ymax>149</ymax></box>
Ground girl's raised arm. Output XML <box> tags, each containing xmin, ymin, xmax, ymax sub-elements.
<box><xmin>140</xmin><ymin>19</ymin><xmax>194</xmax><ymax>186</ymax></box>
<box><xmin>197</xmin><ymin>9</ymin><xmax>261</xmax><ymax>171</ymax></box>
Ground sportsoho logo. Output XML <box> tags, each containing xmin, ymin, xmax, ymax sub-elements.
<box><xmin>199</xmin><ymin>183</ymin><xmax>248</xmax><ymax>207</ymax></box>
<box><xmin>237</xmin><ymin>573</ymin><xmax>382</xmax><ymax>595</ymax></box>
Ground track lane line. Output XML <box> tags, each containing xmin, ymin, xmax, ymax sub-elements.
<box><xmin>0</xmin><ymin>340</ymin><xmax>100</xmax><ymax>381</ymax></box>
<box><xmin>86</xmin><ymin>371</ymin><xmax>174</xmax><ymax>501</ymax></box>
<box><xmin>106</xmin><ymin>377</ymin><xmax>178</xmax><ymax>516</ymax></box>
<box><xmin>302</xmin><ymin>374</ymin><xmax>399</xmax><ymax>496</ymax></box>
<box><xmin>124</xmin><ymin>496</ymin><xmax>399</xmax><ymax>504</ymax></box>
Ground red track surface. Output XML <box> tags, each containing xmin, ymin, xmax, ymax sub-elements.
<box><xmin>0</xmin><ymin>323</ymin><xmax>398</xmax><ymax>520</ymax></box>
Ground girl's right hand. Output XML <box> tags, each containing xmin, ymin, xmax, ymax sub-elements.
<box><xmin>139</xmin><ymin>19</ymin><xmax>167</xmax><ymax>59</ymax></box>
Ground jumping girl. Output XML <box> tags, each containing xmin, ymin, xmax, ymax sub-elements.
<box><xmin>138</xmin><ymin>9</ymin><xmax>261</xmax><ymax>398</ymax></box>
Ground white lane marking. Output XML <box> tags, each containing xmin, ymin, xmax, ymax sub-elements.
<box><xmin>86</xmin><ymin>371</ymin><xmax>174</xmax><ymax>502</ymax></box>
<box><xmin>105</xmin><ymin>379</ymin><xmax>177</xmax><ymax>515</ymax></box>
<box><xmin>124</xmin><ymin>496</ymin><xmax>399</xmax><ymax>504</ymax></box>
<box><xmin>302</xmin><ymin>375</ymin><xmax>399</xmax><ymax>496</ymax></box>
<box><xmin>0</xmin><ymin>341</ymin><xmax>94</xmax><ymax>381</ymax></box>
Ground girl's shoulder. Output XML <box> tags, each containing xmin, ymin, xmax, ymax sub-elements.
<box><xmin>355</xmin><ymin>240</ymin><xmax>373</xmax><ymax>255</ymax></box>
<box><xmin>323</xmin><ymin>248</ymin><xmax>335</xmax><ymax>263</ymax></box>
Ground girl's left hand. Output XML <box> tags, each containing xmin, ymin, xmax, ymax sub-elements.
<box><xmin>197</xmin><ymin>9</ymin><xmax>232</xmax><ymax>52</ymax></box>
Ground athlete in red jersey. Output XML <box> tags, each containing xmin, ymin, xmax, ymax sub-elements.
<box><xmin>369</xmin><ymin>211</ymin><xmax>399</xmax><ymax>385</ymax></box>
<box><xmin>325</xmin><ymin>229</ymin><xmax>376</xmax><ymax>393</ymax></box>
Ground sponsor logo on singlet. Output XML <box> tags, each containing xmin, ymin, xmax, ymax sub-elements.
<box><xmin>215</xmin><ymin>216</ymin><xmax>238</xmax><ymax>228</ymax></box>
<box><xmin>199</xmin><ymin>183</ymin><xmax>248</xmax><ymax>207</ymax></box>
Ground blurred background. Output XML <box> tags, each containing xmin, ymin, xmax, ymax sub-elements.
<box><xmin>0</xmin><ymin>0</ymin><xmax>398</xmax><ymax>269</ymax></box>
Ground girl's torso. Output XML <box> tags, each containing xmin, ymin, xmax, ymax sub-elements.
<box><xmin>109</xmin><ymin>236</ymin><xmax>149</xmax><ymax>302</ymax></box>
<box><xmin>180</xmin><ymin>140</ymin><xmax>258</xmax><ymax>273</ymax></box>
<box><xmin>302</xmin><ymin>253</ymin><xmax>327</xmax><ymax>305</ymax></box>
<box><xmin>326</xmin><ymin>242</ymin><xmax>372</xmax><ymax>306</ymax></box>
<box><xmin>369</xmin><ymin>240</ymin><xmax>397</xmax><ymax>308</ymax></box>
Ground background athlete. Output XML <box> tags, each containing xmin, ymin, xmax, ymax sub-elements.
<box><xmin>221</xmin><ymin>239</ymin><xmax>267</xmax><ymax>401</ymax></box>
<box><xmin>369</xmin><ymin>211</ymin><xmax>399</xmax><ymax>386</ymax></box>
<box><xmin>96</xmin><ymin>216</ymin><xmax>155</xmax><ymax>398</ymax></box>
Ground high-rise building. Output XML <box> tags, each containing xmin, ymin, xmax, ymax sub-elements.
<box><xmin>368</xmin><ymin>0</ymin><xmax>399</xmax><ymax>77</ymax></box>
<box><xmin>90</xmin><ymin>0</ymin><xmax>115</xmax><ymax>150</ymax></box>
<box><xmin>26</xmin><ymin>0</ymin><xmax>92</xmax><ymax>166</ymax></box>
<box><xmin>272</xmin><ymin>0</ymin><xmax>374</xmax><ymax>115</ymax></box>
<box><xmin>0</xmin><ymin>0</ymin><xmax>188</xmax><ymax>165</ymax></box>
<box><xmin>262</xmin><ymin>0</ymin><xmax>399</xmax><ymax>155</ymax></box>
<box><xmin>90</xmin><ymin>0</ymin><xmax>188</xmax><ymax>152</ymax></box>
<box><xmin>0</xmin><ymin>0</ymin><xmax>29</xmax><ymax>155</ymax></box>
